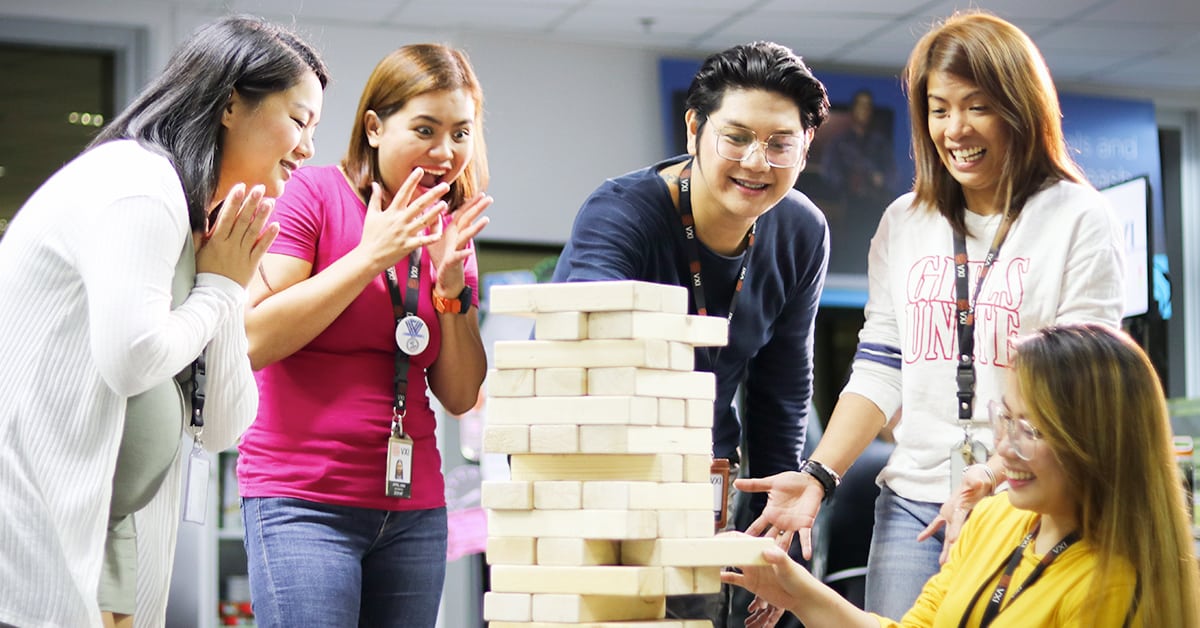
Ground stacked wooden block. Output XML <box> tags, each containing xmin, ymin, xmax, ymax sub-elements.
<box><xmin>481</xmin><ymin>280</ymin><xmax>771</xmax><ymax>628</ymax></box>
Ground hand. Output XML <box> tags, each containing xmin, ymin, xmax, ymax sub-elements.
<box><xmin>357</xmin><ymin>168</ymin><xmax>447</xmax><ymax>274</ymax></box>
<box><xmin>720</xmin><ymin>538</ymin><xmax>807</xmax><ymax>622</ymax></box>
<box><xmin>196</xmin><ymin>183</ymin><xmax>280</xmax><ymax>287</ymax></box>
<box><xmin>736</xmin><ymin>471</ymin><xmax>825</xmax><ymax>559</ymax></box>
<box><xmin>917</xmin><ymin>464</ymin><xmax>994</xmax><ymax>564</ymax></box>
<box><xmin>427</xmin><ymin>192</ymin><xmax>492</xmax><ymax>299</ymax></box>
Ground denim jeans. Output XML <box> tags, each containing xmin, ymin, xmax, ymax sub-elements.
<box><xmin>863</xmin><ymin>485</ymin><xmax>944</xmax><ymax>620</ymax></box>
<box><xmin>242</xmin><ymin>497</ymin><xmax>447</xmax><ymax>628</ymax></box>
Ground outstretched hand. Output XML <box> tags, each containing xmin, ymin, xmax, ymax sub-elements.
<box><xmin>357</xmin><ymin>168</ymin><xmax>447</xmax><ymax>275</ymax></box>
<box><xmin>736</xmin><ymin>471</ymin><xmax>825</xmax><ymax>560</ymax></box>
<box><xmin>196</xmin><ymin>183</ymin><xmax>280</xmax><ymax>288</ymax></box>
<box><xmin>917</xmin><ymin>465</ymin><xmax>993</xmax><ymax>564</ymax></box>
<box><xmin>427</xmin><ymin>192</ymin><xmax>492</xmax><ymax>299</ymax></box>
<box><xmin>720</xmin><ymin>537</ymin><xmax>805</xmax><ymax>626</ymax></box>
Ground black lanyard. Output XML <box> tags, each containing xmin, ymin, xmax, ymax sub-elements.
<box><xmin>384</xmin><ymin>249</ymin><xmax>422</xmax><ymax>436</ymax></box>
<box><xmin>959</xmin><ymin>522</ymin><xmax>1079</xmax><ymax>628</ymax></box>
<box><xmin>952</xmin><ymin>213</ymin><xmax>1012</xmax><ymax>422</ymax></box>
<box><xmin>676</xmin><ymin>160</ymin><xmax>755</xmax><ymax>322</ymax></box>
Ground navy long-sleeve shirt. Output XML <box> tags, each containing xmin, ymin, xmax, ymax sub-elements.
<box><xmin>552</xmin><ymin>155</ymin><xmax>829</xmax><ymax>483</ymax></box>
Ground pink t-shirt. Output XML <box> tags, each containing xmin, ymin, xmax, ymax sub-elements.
<box><xmin>238</xmin><ymin>165</ymin><xmax>479</xmax><ymax>511</ymax></box>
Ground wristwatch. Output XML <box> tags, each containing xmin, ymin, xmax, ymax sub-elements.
<box><xmin>433</xmin><ymin>285</ymin><xmax>472</xmax><ymax>315</ymax></box>
<box><xmin>799</xmin><ymin>458</ymin><xmax>841</xmax><ymax>504</ymax></box>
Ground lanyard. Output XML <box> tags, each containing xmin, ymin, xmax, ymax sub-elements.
<box><xmin>959</xmin><ymin>522</ymin><xmax>1080</xmax><ymax>628</ymax></box>
<box><xmin>952</xmin><ymin>213</ymin><xmax>1013</xmax><ymax>423</ymax></box>
<box><xmin>384</xmin><ymin>249</ymin><xmax>422</xmax><ymax>437</ymax></box>
<box><xmin>188</xmin><ymin>352</ymin><xmax>206</xmax><ymax>432</ymax></box>
<box><xmin>676</xmin><ymin>159</ymin><xmax>755</xmax><ymax>322</ymax></box>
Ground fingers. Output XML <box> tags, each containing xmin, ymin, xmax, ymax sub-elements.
<box><xmin>211</xmin><ymin>183</ymin><xmax>267</xmax><ymax>241</ymax></box>
<box><xmin>798</xmin><ymin>525</ymin><xmax>813</xmax><ymax>560</ymax></box>
<box><xmin>745</xmin><ymin>515</ymin><xmax>770</xmax><ymax>538</ymax></box>
<box><xmin>733</xmin><ymin>476</ymin><xmax>771</xmax><ymax>494</ymax></box>
<box><xmin>385</xmin><ymin>168</ymin><xmax>427</xmax><ymax>213</ymax></box>
<box><xmin>917</xmin><ymin>515</ymin><xmax>946</xmax><ymax>541</ymax></box>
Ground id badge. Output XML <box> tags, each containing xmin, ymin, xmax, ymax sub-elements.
<box><xmin>183</xmin><ymin>441</ymin><xmax>210</xmax><ymax>524</ymax></box>
<box><xmin>949</xmin><ymin>437</ymin><xmax>988</xmax><ymax>493</ymax></box>
<box><xmin>386</xmin><ymin>434</ymin><xmax>414</xmax><ymax>499</ymax></box>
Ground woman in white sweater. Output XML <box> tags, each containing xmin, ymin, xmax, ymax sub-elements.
<box><xmin>734</xmin><ymin>9</ymin><xmax>1125</xmax><ymax>620</ymax></box>
<box><xmin>0</xmin><ymin>16</ymin><xmax>327</xmax><ymax>628</ymax></box>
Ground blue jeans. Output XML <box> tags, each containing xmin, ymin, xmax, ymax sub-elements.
<box><xmin>242</xmin><ymin>497</ymin><xmax>447</xmax><ymax>628</ymax></box>
<box><xmin>863</xmin><ymin>485</ymin><xmax>943</xmax><ymax>620</ymax></box>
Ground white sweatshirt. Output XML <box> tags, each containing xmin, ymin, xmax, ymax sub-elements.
<box><xmin>842</xmin><ymin>179</ymin><xmax>1125</xmax><ymax>503</ymax></box>
<box><xmin>0</xmin><ymin>141</ymin><xmax>257</xmax><ymax>627</ymax></box>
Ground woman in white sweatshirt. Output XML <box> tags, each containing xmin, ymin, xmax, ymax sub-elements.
<box><xmin>0</xmin><ymin>15</ymin><xmax>327</xmax><ymax>628</ymax></box>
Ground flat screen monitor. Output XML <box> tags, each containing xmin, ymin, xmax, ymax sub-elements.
<box><xmin>1100</xmin><ymin>175</ymin><xmax>1152</xmax><ymax>319</ymax></box>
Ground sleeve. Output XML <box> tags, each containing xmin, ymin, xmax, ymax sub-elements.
<box><xmin>267</xmin><ymin>168</ymin><xmax>325</xmax><ymax>262</ymax></box>
<box><xmin>1054</xmin><ymin>194</ymin><xmax>1126</xmax><ymax>327</ymax></box>
<box><xmin>743</xmin><ymin>219</ymin><xmax>829</xmax><ymax>477</ymax></box>
<box><xmin>840</xmin><ymin>199</ymin><xmax>907</xmax><ymax>421</ymax></box>
<box><xmin>552</xmin><ymin>184</ymin><xmax>655</xmax><ymax>282</ymax></box>
<box><xmin>76</xmin><ymin>191</ymin><xmax>242</xmax><ymax>397</ymax></box>
<box><xmin>194</xmin><ymin>291</ymin><xmax>258</xmax><ymax>453</ymax></box>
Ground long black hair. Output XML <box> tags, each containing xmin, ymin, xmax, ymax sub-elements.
<box><xmin>91</xmin><ymin>15</ymin><xmax>329</xmax><ymax>231</ymax></box>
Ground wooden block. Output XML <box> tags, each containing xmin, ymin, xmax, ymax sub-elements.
<box><xmin>657</xmin><ymin>398</ymin><xmax>685</xmax><ymax>427</ymax></box>
<box><xmin>483</xmin><ymin>592</ymin><xmax>531</xmax><ymax>622</ymax></box>
<box><xmin>489</xmin><ymin>565</ymin><xmax>665</xmax><ymax>596</ymax></box>
<box><xmin>656</xmin><ymin>509</ymin><xmax>716</xmax><ymax>539</ymax></box>
<box><xmin>588</xmin><ymin>310</ymin><xmax>729</xmax><ymax>347</ymax></box>
<box><xmin>693</xmin><ymin>566</ymin><xmax>721</xmax><ymax>593</ymax></box>
<box><xmin>489</xmin><ymin>280</ymin><xmax>688</xmax><ymax>316</ymax></box>
<box><xmin>578</xmin><ymin>426</ymin><xmax>712</xmax><ymax>455</ymax></box>
<box><xmin>587</xmin><ymin>368</ymin><xmax>716</xmax><ymax>400</ymax></box>
<box><xmin>533</xmin><ymin>480</ymin><xmax>582</xmax><ymax>510</ymax></box>
<box><xmin>490</xmin><ymin>621</ymin><xmax>710</xmax><ymax>628</ymax></box>
<box><xmin>536</xmin><ymin>538</ymin><xmax>619</xmax><ymax>566</ymax></box>
<box><xmin>531</xmin><ymin>593</ymin><xmax>666</xmax><ymax>622</ymax></box>
<box><xmin>529</xmin><ymin>424</ymin><xmax>579</xmax><ymax>453</ymax></box>
<box><xmin>534</xmin><ymin>311</ymin><xmax>589</xmax><ymax>340</ymax></box>
<box><xmin>510</xmin><ymin>454</ymin><xmax>683</xmax><ymax>483</ymax></box>
<box><xmin>487</xmin><ymin>396</ymin><xmax>657</xmax><ymax>426</ymax></box>
<box><xmin>622</xmin><ymin>536</ymin><xmax>774</xmax><ymax>567</ymax></box>
<box><xmin>487</xmin><ymin>509</ymin><xmax>657</xmax><ymax>539</ymax></box>
<box><xmin>684</xmin><ymin>398</ymin><xmax>714</xmax><ymax>428</ymax></box>
<box><xmin>683</xmin><ymin>455</ymin><xmax>712</xmax><ymax>483</ymax></box>
<box><xmin>495</xmin><ymin>339</ymin><xmax>682</xmax><ymax>370</ymax></box>
<box><xmin>583</xmin><ymin>482</ymin><xmax>712</xmax><ymax>511</ymax></box>
<box><xmin>487</xmin><ymin>536</ymin><xmax>536</xmax><ymax>565</ymax></box>
<box><xmin>481</xmin><ymin>480</ymin><xmax>533</xmax><ymax>510</ymax></box>
<box><xmin>662</xmin><ymin>566</ymin><xmax>694</xmax><ymax>595</ymax></box>
<box><xmin>535</xmin><ymin>367</ymin><xmax>588</xmax><ymax>396</ymax></box>
<box><xmin>488</xmin><ymin>368</ymin><xmax>535</xmax><ymax>397</ymax></box>
<box><xmin>483</xmin><ymin>424</ymin><xmax>530</xmax><ymax>454</ymax></box>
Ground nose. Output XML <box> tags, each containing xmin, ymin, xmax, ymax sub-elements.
<box><xmin>429</xmin><ymin>134</ymin><xmax>454</xmax><ymax>161</ymax></box>
<box><xmin>739</xmin><ymin>141</ymin><xmax>771</xmax><ymax>171</ymax></box>
<box><xmin>945</xmin><ymin>111</ymin><xmax>970</xmax><ymax>140</ymax></box>
<box><xmin>295</xmin><ymin>129</ymin><xmax>315</xmax><ymax>161</ymax></box>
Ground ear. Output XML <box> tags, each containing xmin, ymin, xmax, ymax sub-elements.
<box><xmin>221</xmin><ymin>89</ymin><xmax>241</xmax><ymax>129</ymax></box>
<box><xmin>684</xmin><ymin>109</ymin><xmax>701</xmax><ymax>156</ymax></box>
<box><xmin>364</xmin><ymin>110</ymin><xmax>383</xmax><ymax>149</ymax></box>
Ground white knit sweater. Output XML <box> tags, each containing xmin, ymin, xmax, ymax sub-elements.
<box><xmin>0</xmin><ymin>141</ymin><xmax>257</xmax><ymax>627</ymax></box>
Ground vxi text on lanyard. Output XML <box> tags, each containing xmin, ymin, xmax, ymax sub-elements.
<box><xmin>950</xmin><ymin>213</ymin><xmax>1012</xmax><ymax>490</ymax></box>
<box><xmin>383</xmin><ymin>249</ymin><xmax>423</xmax><ymax>499</ymax></box>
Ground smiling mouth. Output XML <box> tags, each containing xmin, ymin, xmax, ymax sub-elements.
<box><xmin>1006</xmin><ymin>467</ymin><xmax>1035</xmax><ymax>482</ymax></box>
<box><xmin>732</xmin><ymin>177</ymin><xmax>768</xmax><ymax>190</ymax></box>
<box><xmin>950</xmin><ymin>147</ymin><xmax>985</xmax><ymax>164</ymax></box>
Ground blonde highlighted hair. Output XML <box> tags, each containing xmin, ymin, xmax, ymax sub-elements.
<box><xmin>1012</xmin><ymin>324</ymin><xmax>1200</xmax><ymax>627</ymax></box>
<box><xmin>904</xmin><ymin>11</ymin><xmax>1086</xmax><ymax>236</ymax></box>
<box><xmin>342</xmin><ymin>44</ymin><xmax>488</xmax><ymax>211</ymax></box>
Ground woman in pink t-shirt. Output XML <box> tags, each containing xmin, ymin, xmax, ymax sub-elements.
<box><xmin>239</xmin><ymin>44</ymin><xmax>492</xmax><ymax>628</ymax></box>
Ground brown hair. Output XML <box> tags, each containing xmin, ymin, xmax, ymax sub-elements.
<box><xmin>904</xmin><ymin>11</ymin><xmax>1086</xmax><ymax>236</ymax></box>
<box><xmin>341</xmin><ymin>44</ymin><xmax>488</xmax><ymax>211</ymax></box>
<box><xmin>1013</xmin><ymin>324</ymin><xmax>1200</xmax><ymax>627</ymax></box>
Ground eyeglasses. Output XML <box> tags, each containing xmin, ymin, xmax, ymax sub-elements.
<box><xmin>710</xmin><ymin>120</ymin><xmax>805</xmax><ymax>168</ymax></box>
<box><xmin>987</xmin><ymin>400</ymin><xmax>1043</xmax><ymax>462</ymax></box>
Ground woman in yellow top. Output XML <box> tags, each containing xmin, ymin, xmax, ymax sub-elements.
<box><xmin>723</xmin><ymin>324</ymin><xmax>1200</xmax><ymax>627</ymax></box>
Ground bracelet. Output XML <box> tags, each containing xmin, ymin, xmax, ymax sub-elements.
<box><xmin>966</xmin><ymin>463</ymin><xmax>997</xmax><ymax>493</ymax></box>
<box><xmin>799</xmin><ymin>459</ymin><xmax>841</xmax><ymax>504</ymax></box>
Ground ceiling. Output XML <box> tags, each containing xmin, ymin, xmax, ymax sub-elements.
<box><xmin>187</xmin><ymin>0</ymin><xmax>1200</xmax><ymax>97</ymax></box>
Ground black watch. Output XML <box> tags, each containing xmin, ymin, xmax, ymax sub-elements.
<box><xmin>433</xmin><ymin>285</ymin><xmax>472</xmax><ymax>315</ymax></box>
<box><xmin>799</xmin><ymin>459</ymin><xmax>841</xmax><ymax>504</ymax></box>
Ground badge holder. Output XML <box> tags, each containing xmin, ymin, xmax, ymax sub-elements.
<box><xmin>183</xmin><ymin>422</ymin><xmax>209</xmax><ymax>524</ymax></box>
<box><xmin>711</xmin><ymin>458</ymin><xmax>732</xmax><ymax>532</ymax></box>
<box><xmin>386</xmin><ymin>414</ymin><xmax>414</xmax><ymax>499</ymax></box>
<box><xmin>949</xmin><ymin>431</ymin><xmax>989</xmax><ymax>494</ymax></box>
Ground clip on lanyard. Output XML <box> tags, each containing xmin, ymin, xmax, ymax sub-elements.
<box><xmin>183</xmin><ymin>351</ymin><xmax>209</xmax><ymax>524</ymax></box>
<box><xmin>384</xmin><ymin>249</ymin><xmax>422</xmax><ymax>499</ymax></box>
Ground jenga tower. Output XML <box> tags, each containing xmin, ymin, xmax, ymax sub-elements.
<box><xmin>481</xmin><ymin>280</ymin><xmax>771</xmax><ymax>628</ymax></box>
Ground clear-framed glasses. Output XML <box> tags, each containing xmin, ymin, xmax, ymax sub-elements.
<box><xmin>710</xmin><ymin>121</ymin><xmax>805</xmax><ymax>168</ymax></box>
<box><xmin>987</xmin><ymin>400</ymin><xmax>1042</xmax><ymax>462</ymax></box>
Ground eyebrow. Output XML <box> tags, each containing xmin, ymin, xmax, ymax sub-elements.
<box><xmin>927</xmin><ymin>90</ymin><xmax>985</xmax><ymax>103</ymax></box>
<box><xmin>719</xmin><ymin>119</ymin><xmax>801</xmax><ymax>136</ymax></box>
<box><xmin>413</xmin><ymin>114</ymin><xmax>473</xmax><ymax>127</ymax></box>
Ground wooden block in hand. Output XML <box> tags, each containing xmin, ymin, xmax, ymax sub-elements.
<box><xmin>588</xmin><ymin>310</ymin><xmax>729</xmax><ymax>347</ymax></box>
<box><xmin>489</xmin><ymin>280</ymin><xmax>688</xmax><ymax>316</ymax></box>
<box><xmin>621</xmin><ymin>536</ymin><xmax>774</xmax><ymax>566</ymax></box>
<box><xmin>531</xmin><ymin>593</ymin><xmax>666</xmax><ymax>623</ymax></box>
